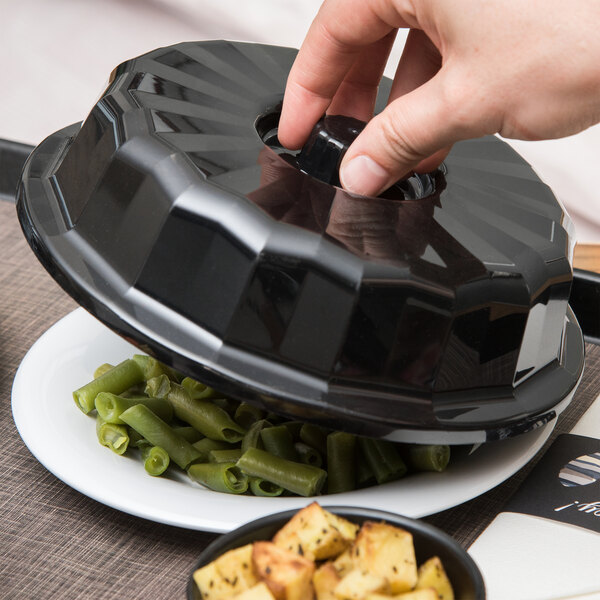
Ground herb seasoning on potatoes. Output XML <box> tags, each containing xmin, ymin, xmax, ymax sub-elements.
<box><xmin>193</xmin><ymin>503</ymin><xmax>454</xmax><ymax>600</ymax></box>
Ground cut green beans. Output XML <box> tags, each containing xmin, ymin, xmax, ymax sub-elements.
<box><xmin>327</xmin><ymin>432</ymin><xmax>356</xmax><ymax>494</ymax></box>
<box><xmin>167</xmin><ymin>383</ymin><xmax>246</xmax><ymax>442</ymax></box>
<box><xmin>173</xmin><ymin>426</ymin><xmax>204</xmax><ymax>444</ymax></box>
<box><xmin>241</xmin><ymin>419</ymin><xmax>271</xmax><ymax>452</ymax></box>
<box><xmin>187</xmin><ymin>462</ymin><xmax>248</xmax><ymax>494</ymax></box>
<box><xmin>208</xmin><ymin>448</ymin><xmax>242</xmax><ymax>463</ymax></box>
<box><xmin>96</xmin><ymin>417</ymin><xmax>129</xmax><ymax>455</ymax></box>
<box><xmin>249</xmin><ymin>477</ymin><xmax>284</xmax><ymax>497</ymax></box>
<box><xmin>260</xmin><ymin>425</ymin><xmax>298</xmax><ymax>461</ymax></box>
<box><xmin>408</xmin><ymin>444</ymin><xmax>451</xmax><ymax>472</ymax></box>
<box><xmin>141</xmin><ymin>445</ymin><xmax>170</xmax><ymax>476</ymax></box>
<box><xmin>299</xmin><ymin>423</ymin><xmax>328</xmax><ymax>455</ymax></box>
<box><xmin>234</xmin><ymin>402</ymin><xmax>264</xmax><ymax>429</ymax></box>
<box><xmin>145</xmin><ymin>374</ymin><xmax>172</xmax><ymax>399</ymax></box>
<box><xmin>93</xmin><ymin>363</ymin><xmax>114</xmax><ymax>379</ymax></box>
<box><xmin>120</xmin><ymin>404</ymin><xmax>202</xmax><ymax>469</ymax></box>
<box><xmin>77</xmin><ymin>353</ymin><xmax>453</xmax><ymax>498</ymax></box>
<box><xmin>294</xmin><ymin>442</ymin><xmax>323</xmax><ymax>468</ymax></box>
<box><xmin>192</xmin><ymin>437</ymin><xmax>233</xmax><ymax>462</ymax></box>
<box><xmin>181</xmin><ymin>377</ymin><xmax>219</xmax><ymax>400</ymax></box>
<box><xmin>359</xmin><ymin>437</ymin><xmax>407</xmax><ymax>485</ymax></box>
<box><xmin>237</xmin><ymin>447</ymin><xmax>327</xmax><ymax>497</ymax></box>
<box><xmin>356</xmin><ymin>452</ymin><xmax>376</xmax><ymax>488</ymax></box>
<box><xmin>74</xmin><ymin>359</ymin><xmax>145</xmax><ymax>414</ymax></box>
<box><xmin>94</xmin><ymin>392</ymin><xmax>173</xmax><ymax>425</ymax></box>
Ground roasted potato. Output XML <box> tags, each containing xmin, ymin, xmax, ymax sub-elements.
<box><xmin>313</xmin><ymin>562</ymin><xmax>341</xmax><ymax>600</ymax></box>
<box><xmin>193</xmin><ymin>543</ymin><xmax>258</xmax><ymax>599</ymax></box>
<box><xmin>333</xmin><ymin>568</ymin><xmax>390</xmax><ymax>599</ymax></box>
<box><xmin>235</xmin><ymin>582</ymin><xmax>277</xmax><ymax>599</ymax></box>
<box><xmin>415</xmin><ymin>556</ymin><xmax>454</xmax><ymax>600</ymax></box>
<box><xmin>273</xmin><ymin>502</ymin><xmax>359</xmax><ymax>561</ymax></box>
<box><xmin>193</xmin><ymin>504</ymin><xmax>456</xmax><ymax>600</ymax></box>
<box><xmin>352</xmin><ymin>521</ymin><xmax>418</xmax><ymax>594</ymax></box>
<box><xmin>253</xmin><ymin>541</ymin><xmax>315</xmax><ymax>600</ymax></box>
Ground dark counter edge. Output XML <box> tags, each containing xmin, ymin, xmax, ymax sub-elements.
<box><xmin>0</xmin><ymin>138</ymin><xmax>34</xmax><ymax>202</ymax></box>
<box><xmin>3</xmin><ymin>137</ymin><xmax>599</xmax><ymax>344</ymax></box>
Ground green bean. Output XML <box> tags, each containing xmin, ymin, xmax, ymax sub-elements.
<box><xmin>132</xmin><ymin>354</ymin><xmax>179</xmax><ymax>381</ymax></box>
<box><xmin>358</xmin><ymin>437</ymin><xmax>407</xmax><ymax>485</ymax></box>
<box><xmin>249</xmin><ymin>477</ymin><xmax>284</xmax><ymax>497</ymax></box>
<box><xmin>181</xmin><ymin>377</ymin><xmax>219</xmax><ymax>400</ymax></box>
<box><xmin>266</xmin><ymin>412</ymin><xmax>285</xmax><ymax>424</ymax></box>
<box><xmin>192</xmin><ymin>437</ymin><xmax>233</xmax><ymax>462</ymax></box>
<box><xmin>408</xmin><ymin>444</ymin><xmax>451</xmax><ymax>472</ymax></box>
<box><xmin>237</xmin><ymin>448</ymin><xmax>327</xmax><ymax>497</ymax></box>
<box><xmin>260</xmin><ymin>425</ymin><xmax>298</xmax><ymax>461</ymax></box>
<box><xmin>241</xmin><ymin>419</ymin><xmax>271</xmax><ymax>452</ymax></box>
<box><xmin>127</xmin><ymin>426</ymin><xmax>145</xmax><ymax>448</ymax></box>
<box><xmin>167</xmin><ymin>383</ymin><xmax>245</xmax><ymax>442</ymax></box>
<box><xmin>208</xmin><ymin>449</ymin><xmax>242</xmax><ymax>463</ymax></box>
<box><xmin>234</xmin><ymin>402</ymin><xmax>264</xmax><ymax>429</ymax></box>
<box><xmin>96</xmin><ymin>416</ymin><xmax>129</xmax><ymax>455</ymax></box>
<box><xmin>140</xmin><ymin>445</ymin><xmax>170</xmax><ymax>476</ymax></box>
<box><xmin>173</xmin><ymin>426</ymin><xmax>204</xmax><ymax>444</ymax></box>
<box><xmin>187</xmin><ymin>462</ymin><xmax>248</xmax><ymax>494</ymax></box>
<box><xmin>73</xmin><ymin>359</ymin><xmax>145</xmax><ymax>414</ymax></box>
<box><xmin>327</xmin><ymin>432</ymin><xmax>357</xmax><ymax>493</ymax></box>
<box><xmin>93</xmin><ymin>363</ymin><xmax>114</xmax><ymax>379</ymax></box>
<box><xmin>294</xmin><ymin>442</ymin><xmax>323</xmax><ymax>468</ymax></box>
<box><xmin>120</xmin><ymin>404</ymin><xmax>202</xmax><ymax>469</ymax></box>
<box><xmin>299</xmin><ymin>423</ymin><xmax>328</xmax><ymax>455</ymax></box>
<box><xmin>356</xmin><ymin>452</ymin><xmax>376</xmax><ymax>488</ymax></box>
<box><xmin>145</xmin><ymin>374</ymin><xmax>172</xmax><ymax>399</ymax></box>
<box><xmin>94</xmin><ymin>392</ymin><xmax>173</xmax><ymax>424</ymax></box>
<box><xmin>210</xmin><ymin>397</ymin><xmax>238</xmax><ymax>416</ymax></box>
<box><xmin>119</xmin><ymin>385</ymin><xmax>147</xmax><ymax>398</ymax></box>
<box><xmin>281</xmin><ymin>421</ymin><xmax>304</xmax><ymax>441</ymax></box>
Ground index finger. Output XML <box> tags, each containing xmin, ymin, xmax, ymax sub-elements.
<box><xmin>278</xmin><ymin>0</ymin><xmax>412</xmax><ymax>149</ymax></box>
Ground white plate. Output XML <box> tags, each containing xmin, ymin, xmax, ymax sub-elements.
<box><xmin>12</xmin><ymin>308</ymin><xmax>555</xmax><ymax>533</ymax></box>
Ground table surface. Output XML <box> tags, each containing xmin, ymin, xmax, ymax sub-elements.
<box><xmin>1</xmin><ymin>198</ymin><xmax>599</xmax><ymax>598</ymax></box>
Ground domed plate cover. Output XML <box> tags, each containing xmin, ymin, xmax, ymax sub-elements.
<box><xmin>17</xmin><ymin>41</ymin><xmax>584</xmax><ymax>443</ymax></box>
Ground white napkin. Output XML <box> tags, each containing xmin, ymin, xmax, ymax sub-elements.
<box><xmin>468</xmin><ymin>395</ymin><xmax>600</xmax><ymax>600</ymax></box>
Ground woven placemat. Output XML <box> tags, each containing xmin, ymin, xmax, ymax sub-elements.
<box><xmin>1</xmin><ymin>201</ymin><xmax>598</xmax><ymax>598</ymax></box>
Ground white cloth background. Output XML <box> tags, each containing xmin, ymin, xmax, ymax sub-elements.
<box><xmin>2</xmin><ymin>0</ymin><xmax>599</xmax><ymax>242</ymax></box>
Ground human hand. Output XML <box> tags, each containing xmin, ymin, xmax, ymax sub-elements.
<box><xmin>278</xmin><ymin>0</ymin><xmax>600</xmax><ymax>197</ymax></box>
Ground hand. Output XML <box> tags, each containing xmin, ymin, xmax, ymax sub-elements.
<box><xmin>278</xmin><ymin>0</ymin><xmax>600</xmax><ymax>197</ymax></box>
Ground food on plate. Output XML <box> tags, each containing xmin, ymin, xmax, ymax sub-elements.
<box><xmin>192</xmin><ymin>503</ymin><xmax>455</xmax><ymax>599</ymax></box>
<box><xmin>73</xmin><ymin>354</ymin><xmax>451</xmax><ymax>497</ymax></box>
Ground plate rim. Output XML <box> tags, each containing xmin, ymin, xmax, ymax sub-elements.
<box><xmin>11</xmin><ymin>308</ymin><xmax>558</xmax><ymax>533</ymax></box>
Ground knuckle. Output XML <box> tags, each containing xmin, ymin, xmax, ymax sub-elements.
<box><xmin>376</xmin><ymin>111</ymin><xmax>427</xmax><ymax>166</ymax></box>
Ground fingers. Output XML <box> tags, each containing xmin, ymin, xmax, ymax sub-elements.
<box><xmin>388</xmin><ymin>28</ymin><xmax>441</xmax><ymax>102</ymax></box>
<box><xmin>278</xmin><ymin>0</ymin><xmax>406</xmax><ymax>149</ymax></box>
<box><xmin>339</xmin><ymin>70</ymin><xmax>484</xmax><ymax>196</ymax></box>
<box><xmin>327</xmin><ymin>31</ymin><xmax>397</xmax><ymax>122</ymax></box>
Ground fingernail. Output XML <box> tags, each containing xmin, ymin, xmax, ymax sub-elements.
<box><xmin>340</xmin><ymin>155</ymin><xmax>390</xmax><ymax>197</ymax></box>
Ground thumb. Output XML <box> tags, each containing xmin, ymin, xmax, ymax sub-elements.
<box><xmin>339</xmin><ymin>72</ymin><xmax>483</xmax><ymax>196</ymax></box>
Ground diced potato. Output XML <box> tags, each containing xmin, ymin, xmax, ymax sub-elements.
<box><xmin>334</xmin><ymin>569</ymin><xmax>389</xmax><ymax>599</ymax></box>
<box><xmin>193</xmin><ymin>544</ymin><xmax>258</xmax><ymax>599</ymax></box>
<box><xmin>235</xmin><ymin>582</ymin><xmax>278</xmax><ymax>600</ymax></box>
<box><xmin>365</xmin><ymin>590</ymin><xmax>438</xmax><ymax>600</ymax></box>
<box><xmin>253</xmin><ymin>541</ymin><xmax>315</xmax><ymax>600</ymax></box>
<box><xmin>415</xmin><ymin>557</ymin><xmax>454</xmax><ymax>600</ymax></box>
<box><xmin>332</xmin><ymin>549</ymin><xmax>354</xmax><ymax>578</ymax></box>
<box><xmin>273</xmin><ymin>502</ymin><xmax>359</xmax><ymax>561</ymax></box>
<box><xmin>313</xmin><ymin>562</ymin><xmax>341</xmax><ymax>600</ymax></box>
<box><xmin>394</xmin><ymin>589</ymin><xmax>439</xmax><ymax>600</ymax></box>
<box><xmin>352</xmin><ymin>521</ymin><xmax>417</xmax><ymax>594</ymax></box>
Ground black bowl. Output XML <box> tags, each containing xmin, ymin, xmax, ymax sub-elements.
<box><xmin>186</xmin><ymin>506</ymin><xmax>485</xmax><ymax>599</ymax></box>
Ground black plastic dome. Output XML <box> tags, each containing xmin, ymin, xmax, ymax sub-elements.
<box><xmin>17</xmin><ymin>40</ymin><xmax>584</xmax><ymax>443</ymax></box>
